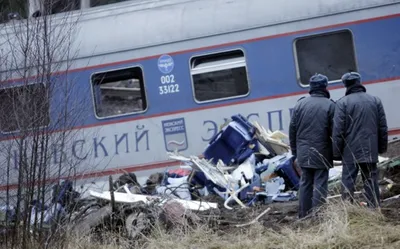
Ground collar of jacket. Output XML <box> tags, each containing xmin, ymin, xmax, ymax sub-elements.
<box><xmin>345</xmin><ymin>84</ymin><xmax>366</xmax><ymax>96</ymax></box>
<box><xmin>309</xmin><ymin>89</ymin><xmax>330</xmax><ymax>98</ymax></box>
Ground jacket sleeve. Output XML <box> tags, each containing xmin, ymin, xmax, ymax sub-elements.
<box><xmin>376</xmin><ymin>98</ymin><xmax>388</xmax><ymax>154</ymax></box>
<box><xmin>332</xmin><ymin>102</ymin><xmax>346</xmax><ymax>159</ymax></box>
<box><xmin>289</xmin><ymin>106</ymin><xmax>298</xmax><ymax>158</ymax></box>
<box><xmin>328</xmin><ymin>101</ymin><xmax>335</xmax><ymax>138</ymax></box>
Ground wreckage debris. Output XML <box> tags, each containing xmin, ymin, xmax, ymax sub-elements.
<box><xmin>2</xmin><ymin>114</ymin><xmax>400</xmax><ymax>241</ymax></box>
<box><xmin>168</xmin><ymin>114</ymin><xmax>302</xmax><ymax>209</ymax></box>
<box><xmin>168</xmin><ymin>114</ymin><xmax>397</xmax><ymax>210</ymax></box>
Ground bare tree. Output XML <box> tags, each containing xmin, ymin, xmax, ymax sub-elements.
<box><xmin>0</xmin><ymin>1</ymin><xmax>94</xmax><ymax>248</ymax></box>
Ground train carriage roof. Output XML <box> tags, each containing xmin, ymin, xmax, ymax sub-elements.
<box><xmin>1</xmin><ymin>0</ymin><xmax>399</xmax><ymax>65</ymax></box>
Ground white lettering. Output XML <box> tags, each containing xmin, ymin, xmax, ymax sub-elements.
<box><xmin>160</xmin><ymin>74</ymin><xmax>175</xmax><ymax>84</ymax></box>
<box><xmin>159</xmin><ymin>84</ymin><xmax>180</xmax><ymax>95</ymax></box>
<box><xmin>164</xmin><ymin>120</ymin><xmax>184</xmax><ymax>127</ymax></box>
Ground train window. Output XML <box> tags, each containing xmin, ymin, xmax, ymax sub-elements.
<box><xmin>43</xmin><ymin>0</ymin><xmax>80</xmax><ymax>15</ymax></box>
<box><xmin>90</xmin><ymin>0</ymin><xmax>130</xmax><ymax>7</ymax></box>
<box><xmin>0</xmin><ymin>83</ymin><xmax>50</xmax><ymax>133</ymax></box>
<box><xmin>91</xmin><ymin>67</ymin><xmax>147</xmax><ymax>118</ymax></box>
<box><xmin>294</xmin><ymin>30</ymin><xmax>357</xmax><ymax>85</ymax></box>
<box><xmin>190</xmin><ymin>50</ymin><xmax>249</xmax><ymax>102</ymax></box>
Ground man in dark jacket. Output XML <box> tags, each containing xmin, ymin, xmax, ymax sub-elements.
<box><xmin>332</xmin><ymin>72</ymin><xmax>388</xmax><ymax>208</ymax></box>
<box><xmin>289</xmin><ymin>74</ymin><xmax>335</xmax><ymax>218</ymax></box>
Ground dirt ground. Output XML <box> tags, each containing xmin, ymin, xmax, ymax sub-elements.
<box><xmin>199</xmin><ymin>195</ymin><xmax>400</xmax><ymax>234</ymax></box>
<box><xmin>215</xmin><ymin>201</ymin><xmax>298</xmax><ymax>230</ymax></box>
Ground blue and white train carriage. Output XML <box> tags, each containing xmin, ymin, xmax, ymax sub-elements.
<box><xmin>0</xmin><ymin>0</ymin><xmax>400</xmax><ymax>193</ymax></box>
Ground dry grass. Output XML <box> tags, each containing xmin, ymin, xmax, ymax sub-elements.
<box><xmin>3</xmin><ymin>201</ymin><xmax>400</xmax><ymax>249</ymax></box>
<box><xmin>144</xmin><ymin>207</ymin><xmax>400</xmax><ymax>249</ymax></box>
<box><xmin>58</xmin><ymin>201</ymin><xmax>400</xmax><ymax>249</ymax></box>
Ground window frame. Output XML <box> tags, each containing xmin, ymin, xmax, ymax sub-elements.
<box><xmin>189</xmin><ymin>48</ymin><xmax>251</xmax><ymax>104</ymax></box>
<box><xmin>0</xmin><ymin>82</ymin><xmax>50</xmax><ymax>134</ymax></box>
<box><xmin>293</xmin><ymin>29</ymin><xmax>358</xmax><ymax>87</ymax></box>
<box><xmin>90</xmin><ymin>0</ymin><xmax>129</xmax><ymax>8</ymax></box>
<box><xmin>90</xmin><ymin>65</ymin><xmax>148</xmax><ymax>120</ymax></box>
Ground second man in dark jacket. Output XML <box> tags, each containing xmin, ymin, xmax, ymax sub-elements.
<box><xmin>289</xmin><ymin>74</ymin><xmax>335</xmax><ymax>218</ymax></box>
<box><xmin>332</xmin><ymin>72</ymin><xmax>388</xmax><ymax>208</ymax></box>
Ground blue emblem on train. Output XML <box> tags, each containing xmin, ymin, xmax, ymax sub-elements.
<box><xmin>157</xmin><ymin>54</ymin><xmax>174</xmax><ymax>74</ymax></box>
<box><xmin>161</xmin><ymin>118</ymin><xmax>188</xmax><ymax>152</ymax></box>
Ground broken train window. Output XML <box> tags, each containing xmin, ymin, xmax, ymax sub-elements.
<box><xmin>43</xmin><ymin>0</ymin><xmax>81</xmax><ymax>15</ymax></box>
<box><xmin>0</xmin><ymin>83</ymin><xmax>50</xmax><ymax>133</ymax></box>
<box><xmin>0</xmin><ymin>0</ymin><xmax>28</xmax><ymax>24</ymax></box>
<box><xmin>91</xmin><ymin>66</ymin><xmax>147</xmax><ymax>118</ymax></box>
<box><xmin>294</xmin><ymin>30</ymin><xmax>358</xmax><ymax>85</ymax></box>
<box><xmin>190</xmin><ymin>49</ymin><xmax>250</xmax><ymax>102</ymax></box>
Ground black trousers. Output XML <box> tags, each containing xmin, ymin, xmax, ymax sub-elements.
<box><xmin>341</xmin><ymin>162</ymin><xmax>380</xmax><ymax>208</ymax></box>
<box><xmin>298</xmin><ymin>167</ymin><xmax>329</xmax><ymax>218</ymax></box>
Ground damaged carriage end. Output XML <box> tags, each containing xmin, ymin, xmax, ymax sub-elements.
<box><xmin>168</xmin><ymin>114</ymin><xmax>302</xmax><ymax>209</ymax></box>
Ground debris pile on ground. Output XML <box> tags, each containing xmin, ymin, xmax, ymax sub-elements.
<box><xmin>168</xmin><ymin>114</ymin><xmax>394</xmax><ymax>209</ymax></box>
<box><xmin>2</xmin><ymin>114</ymin><xmax>400</xmax><ymax>243</ymax></box>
